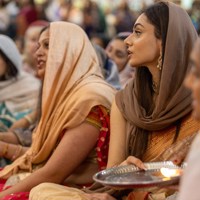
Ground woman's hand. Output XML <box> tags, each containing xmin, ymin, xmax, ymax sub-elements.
<box><xmin>84</xmin><ymin>193</ymin><xmax>116</xmax><ymax>200</ymax></box>
<box><xmin>119</xmin><ymin>156</ymin><xmax>146</xmax><ymax>170</ymax></box>
<box><xmin>157</xmin><ymin>133</ymin><xmax>197</xmax><ymax>165</ymax></box>
<box><xmin>170</xmin><ymin>150</ymin><xmax>187</xmax><ymax>165</ymax></box>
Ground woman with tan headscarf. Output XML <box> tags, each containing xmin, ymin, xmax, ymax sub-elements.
<box><xmin>0</xmin><ymin>21</ymin><xmax>115</xmax><ymax>199</ymax></box>
<box><xmin>29</xmin><ymin>1</ymin><xmax>200</xmax><ymax>200</ymax></box>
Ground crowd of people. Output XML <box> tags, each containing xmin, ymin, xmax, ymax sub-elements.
<box><xmin>0</xmin><ymin>0</ymin><xmax>200</xmax><ymax>200</ymax></box>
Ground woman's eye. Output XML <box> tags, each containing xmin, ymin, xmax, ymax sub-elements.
<box><xmin>134</xmin><ymin>30</ymin><xmax>141</xmax><ymax>36</ymax></box>
<box><xmin>44</xmin><ymin>42</ymin><xmax>49</xmax><ymax>49</ymax></box>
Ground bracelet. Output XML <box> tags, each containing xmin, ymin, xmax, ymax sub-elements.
<box><xmin>2</xmin><ymin>143</ymin><xmax>9</xmax><ymax>157</ymax></box>
<box><xmin>24</xmin><ymin>115</ymin><xmax>33</xmax><ymax>124</ymax></box>
<box><xmin>11</xmin><ymin>145</ymin><xmax>23</xmax><ymax>161</ymax></box>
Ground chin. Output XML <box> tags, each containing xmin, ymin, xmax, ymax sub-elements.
<box><xmin>36</xmin><ymin>70</ymin><xmax>45</xmax><ymax>80</ymax></box>
<box><xmin>129</xmin><ymin>61</ymin><xmax>141</xmax><ymax>68</ymax></box>
<box><xmin>193</xmin><ymin>111</ymin><xmax>200</xmax><ymax>121</ymax></box>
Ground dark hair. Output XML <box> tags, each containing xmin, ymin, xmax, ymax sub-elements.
<box><xmin>0</xmin><ymin>50</ymin><xmax>18</xmax><ymax>80</ymax></box>
<box><xmin>114</xmin><ymin>32</ymin><xmax>132</xmax><ymax>41</ymax></box>
<box><xmin>39</xmin><ymin>25</ymin><xmax>50</xmax><ymax>36</ymax></box>
<box><xmin>145</xmin><ymin>2</ymin><xmax>169</xmax><ymax>60</ymax></box>
<box><xmin>131</xmin><ymin>2</ymin><xmax>169</xmax><ymax>158</ymax></box>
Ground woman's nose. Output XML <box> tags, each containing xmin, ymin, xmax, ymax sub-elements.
<box><xmin>35</xmin><ymin>47</ymin><xmax>43</xmax><ymax>57</ymax></box>
<box><xmin>124</xmin><ymin>34</ymin><xmax>132</xmax><ymax>46</ymax></box>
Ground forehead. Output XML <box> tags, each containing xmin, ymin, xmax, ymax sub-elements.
<box><xmin>134</xmin><ymin>13</ymin><xmax>154</xmax><ymax>31</ymax></box>
<box><xmin>109</xmin><ymin>39</ymin><xmax>126</xmax><ymax>49</ymax></box>
<box><xmin>26</xmin><ymin>27</ymin><xmax>43</xmax><ymax>37</ymax></box>
<box><xmin>39</xmin><ymin>29</ymin><xmax>50</xmax><ymax>41</ymax></box>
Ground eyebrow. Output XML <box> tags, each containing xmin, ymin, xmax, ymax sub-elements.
<box><xmin>134</xmin><ymin>23</ymin><xmax>144</xmax><ymax>29</ymax></box>
<box><xmin>38</xmin><ymin>38</ymin><xmax>49</xmax><ymax>44</ymax></box>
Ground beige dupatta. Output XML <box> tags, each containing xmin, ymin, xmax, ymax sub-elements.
<box><xmin>0</xmin><ymin>22</ymin><xmax>115</xmax><ymax>178</ymax></box>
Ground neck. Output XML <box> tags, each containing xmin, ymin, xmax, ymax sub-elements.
<box><xmin>147</xmin><ymin>65</ymin><xmax>160</xmax><ymax>94</ymax></box>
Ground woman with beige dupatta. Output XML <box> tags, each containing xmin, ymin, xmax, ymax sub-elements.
<box><xmin>29</xmin><ymin>1</ymin><xmax>200</xmax><ymax>200</ymax></box>
<box><xmin>0</xmin><ymin>21</ymin><xmax>115</xmax><ymax>199</ymax></box>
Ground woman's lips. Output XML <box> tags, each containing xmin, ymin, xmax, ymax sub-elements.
<box><xmin>127</xmin><ymin>50</ymin><xmax>133</xmax><ymax>58</ymax></box>
<box><xmin>37</xmin><ymin>61</ymin><xmax>45</xmax><ymax>69</ymax></box>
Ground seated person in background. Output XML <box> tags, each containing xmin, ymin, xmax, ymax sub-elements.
<box><xmin>0</xmin><ymin>22</ymin><xmax>51</xmax><ymax>156</ymax></box>
<box><xmin>29</xmin><ymin>2</ymin><xmax>200</xmax><ymax>200</ymax></box>
<box><xmin>177</xmin><ymin>36</ymin><xmax>200</xmax><ymax>200</ymax></box>
<box><xmin>90</xmin><ymin>33</ymin><xmax>110</xmax><ymax>49</ymax></box>
<box><xmin>0</xmin><ymin>21</ymin><xmax>50</xmax><ymax>165</ymax></box>
<box><xmin>93</xmin><ymin>44</ymin><xmax>121</xmax><ymax>90</ymax></box>
<box><xmin>22</xmin><ymin>20</ymin><xmax>49</xmax><ymax>77</ymax></box>
<box><xmin>106</xmin><ymin>32</ymin><xmax>135</xmax><ymax>88</ymax></box>
<box><xmin>0</xmin><ymin>21</ymin><xmax>115</xmax><ymax>199</ymax></box>
<box><xmin>0</xmin><ymin>34</ymin><xmax>40</xmax><ymax>131</ymax></box>
<box><xmin>0</xmin><ymin>34</ymin><xmax>40</xmax><ymax>167</ymax></box>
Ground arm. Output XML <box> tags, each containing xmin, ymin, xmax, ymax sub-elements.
<box><xmin>0</xmin><ymin>132</ymin><xmax>19</xmax><ymax>144</ymax></box>
<box><xmin>107</xmin><ymin>100</ymin><xmax>145</xmax><ymax>169</ymax></box>
<box><xmin>9</xmin><ymin>110</ymin><xmax>38</xmax><ymax>130</ymax></box>
<box><xmin>107</xmin><ymin>99</ymin><xmax>127</xmax><ymax>168</ymax></box>
<box><xmin>0</xmin><ymin>122</ymin><xmax>99</xmax><ymax>198</ymax></box>
<box><xmin>0</xmin><ymin>141</ymin><xmax>28</xmax><ymax>160</ymax></box>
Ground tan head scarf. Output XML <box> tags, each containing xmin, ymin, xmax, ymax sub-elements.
<box><xmin>0</xmin><ymin>22</ymin><xmax>115</xmax><ymax>178</ymax></box>
<box><xmin>116</xmin><ymin>1</ymin><xmax>198</xmax><ymax>158</ymax></box>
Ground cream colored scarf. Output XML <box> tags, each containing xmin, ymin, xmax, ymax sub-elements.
<box><xmin>0</xmin><ymin>71</ymin><xmax>40</xmax><ymax>114</ymax></box>
<box><xmin>0</xmin><ymin>22</ymin><xmax>115</xmax><ymax>178</ymax></box>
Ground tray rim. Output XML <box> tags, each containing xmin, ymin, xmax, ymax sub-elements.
<box><xmin>93</xmin><ymin>161</ymin><xmax>186</xmax><ymax>188</ymax></box>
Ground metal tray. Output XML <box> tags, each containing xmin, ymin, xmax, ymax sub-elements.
<box><xmin>93</xmin><ymin>161</ymin><xmax>186</xmax><ymax>189</ymax></box>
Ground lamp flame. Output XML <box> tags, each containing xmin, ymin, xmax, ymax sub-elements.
<box><xmin>160</xmin><ymin>168</ymin><xmax>183</xmax><ymax>178</ymax></box>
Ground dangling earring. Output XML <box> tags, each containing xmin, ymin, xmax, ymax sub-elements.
<box><xmin>157</xmin><ymin>52</ymin><xmax>162</xmax><ymax>71</ymax></box>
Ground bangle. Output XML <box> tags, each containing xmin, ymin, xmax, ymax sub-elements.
<box><xmin>11</xmin><ymin>145</ymin><xmax>23</xmax><ymax>161</ymax></box>
<box><xmin>24</xmin><ymin>115</ymin><xmax>33</xmax><ymax>124</ymax></box>
<box><xmin>2</xmin><ymin>143</ymin><xmax>9</xmax><ymax>157</ymax></box>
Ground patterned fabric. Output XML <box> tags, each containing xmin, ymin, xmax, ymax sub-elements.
<box><xmin>0</xmin><ymin>169</ymin><xmax>29</xmax><ymax>200</ymax></box>
<box><xmin>86</xmin><ymin>105</ymin><xmax>110</xmax><ymax>170</ymax></box>
<box><xmin>143</xmin><ymin>114</ymin><xmax>200</xmax><ymax>162</ymax></box>
<box><xmin>0</xmin><ymin>103</ymin><xmax>31</xmax><ymax>132</ymax></box>
<box><xmin>0</xmin><ymin>103</ymin><xmax>32</xmax><ymax>167</ymax></box>
<box><xmin>1</xmin><ymin>192</ymin><xmax>29</xmax><ymax>200</ymax></box>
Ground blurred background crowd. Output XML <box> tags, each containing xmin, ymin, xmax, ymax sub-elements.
<box><xmin>0</xmin><ymin>0</ymin><xmax>200</xmax><ymax>48</ymax></box>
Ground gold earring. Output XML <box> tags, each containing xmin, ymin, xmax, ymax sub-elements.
<box><xmin>157</xmin><ymin>53</ymin><xmax>162</xmax><ymax>71</ymax></box>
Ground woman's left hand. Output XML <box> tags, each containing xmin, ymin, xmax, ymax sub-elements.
<box><xmin>119</xmin><ymin>156</ymin><xmax>146</xmax><ymax>170</ymax></box>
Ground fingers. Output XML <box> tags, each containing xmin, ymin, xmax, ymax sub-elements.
<box><xmin>120</xmin><ymin>156</ymin><xmax>146</xmax><ymax>170</ymax></box>
<box><xmin>171</xmin><ymin>150</ymin><xmax>187</xmax><ymax>165</ymax></box>
<box><xmin>172</xmin><ymin>156</ymin><xmax>183</xmax><ymax>165</ymax></box>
